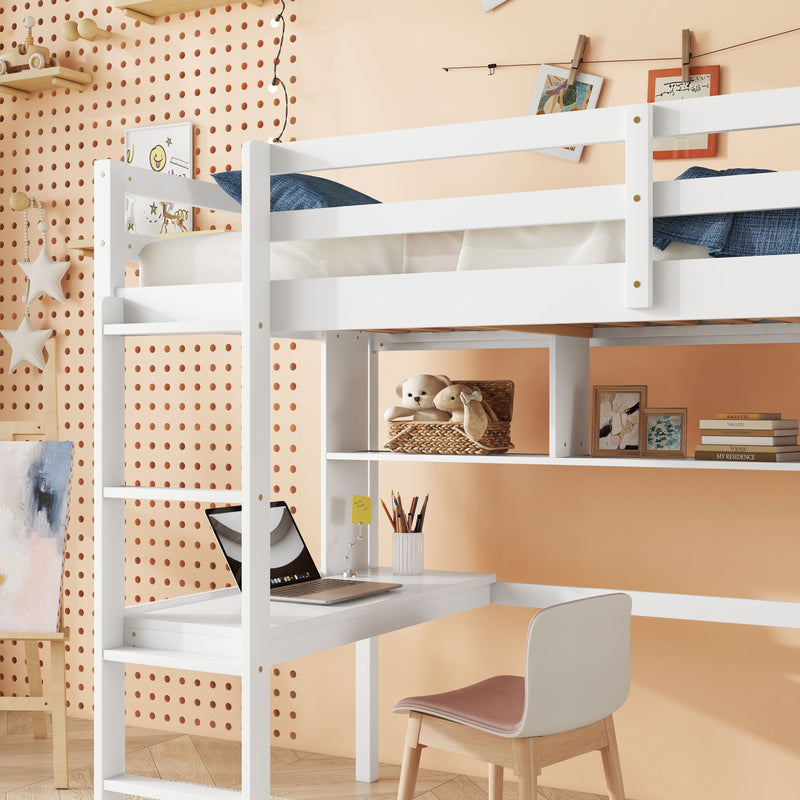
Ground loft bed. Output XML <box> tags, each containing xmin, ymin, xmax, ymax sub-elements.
<box><xmin>98</xmin><ymin>85</ymin><xmax>800</xmax><ymax>337</ymax></box>
<box><xmin>94</xmin><ymin>86</ymin><xmax>800</xmax><ymax>800</ymax></box>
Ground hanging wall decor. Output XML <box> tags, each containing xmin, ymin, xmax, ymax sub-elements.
<box><xmin>123</xmin><ymin>122</ymin><xmax>193</xmax><ymax>234</ymax></box>
<box><xmin>647</xmin><ymin>66</ymin><xmax>720</xmax><ymax>159</ymax></box>
<box><xmin>0</xmin><ymin>195</ymin><xmax>67</xmax><ymax>373</ymax></box>
<box><xmin>527</xmin><ymin>64</ymin><xmax>603</xmax><ymax>162</ymax></box>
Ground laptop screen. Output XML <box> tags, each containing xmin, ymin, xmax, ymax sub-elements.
<box><xmin>204</xmin><ymin>501</ymin><xmax>321</xmax><ymax>590</ymax></box>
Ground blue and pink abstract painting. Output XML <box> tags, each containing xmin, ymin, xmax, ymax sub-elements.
<box><xmin>0</xmin><ymin>441</ymin><xmax>73</xmax><ymax>632</ymax></box>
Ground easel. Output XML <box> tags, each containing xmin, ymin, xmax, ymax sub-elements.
<box><xmin>0</xmin><ymin>338</ymin><xmax>58</xmax><ymax>441</ymax></box>
<box><xmin>0</xmin><ymin>629</ymin><xmax>70</xmax><ymax>788</ymax></box>
<box><xmin>0</xmin><ymin>336</ymin><xmax>68</xmax><ymax>787</ymax></box>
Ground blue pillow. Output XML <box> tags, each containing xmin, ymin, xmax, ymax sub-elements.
<box><xmin>211</xmin><ymin>170</ymin><xmax>380</xmax><ymax>210</ymax></box>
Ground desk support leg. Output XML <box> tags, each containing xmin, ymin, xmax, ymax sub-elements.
<box><xmin>355</xmin><ymin>636</ymin><xmax>379</xmax><ymax>782</ymax></box>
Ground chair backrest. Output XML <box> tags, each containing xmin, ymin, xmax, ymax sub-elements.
<box><xmin>515</xmin><ymin>593</ymin><xmax>632</xmax><ymax>738</ymax></box>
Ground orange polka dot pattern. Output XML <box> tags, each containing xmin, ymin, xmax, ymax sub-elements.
<box><xmin>0</xmin><ymin>0</ymin><xmax>299</xmax><ymax>742</ymax></box>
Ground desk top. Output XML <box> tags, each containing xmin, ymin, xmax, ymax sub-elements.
<box><xmin>116</xmin><ymin>570</ymin><xmax>495</xmax><ymax>673</ymax></box>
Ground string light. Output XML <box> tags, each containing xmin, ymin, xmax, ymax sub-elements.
<box><xmin>269</xmin><ymin>0</ymin><xmax>289</xmax><ymax>144</ymax></box>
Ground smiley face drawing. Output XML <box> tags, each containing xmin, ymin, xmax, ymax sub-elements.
<box><xmin>149</xmin><ymin>144</ymin><xmax>167</xmax><ymax>172</ymax></box>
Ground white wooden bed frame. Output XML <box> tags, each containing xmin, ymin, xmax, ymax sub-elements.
<box><xmin>93</xmin><ymin>86</ymin><xmax>800</xmax><ymax>800</ymax></box>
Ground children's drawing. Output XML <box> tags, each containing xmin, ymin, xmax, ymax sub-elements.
<box><xmin>123</xmin><ymin>122</ymin><xmax>193</xmax><ymax>234</ymax></box>
<box><xmin>0</xmin><ymin>441</ymin><xmax>73</xmax><ymax>632</ymax></box>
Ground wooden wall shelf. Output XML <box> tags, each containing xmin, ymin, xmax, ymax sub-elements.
<box><xmin>115</xmin><ymin>0</ymin><xmax>263</xmax><ymax>24</ymax></box>
<box><xmin>0</xmin><ymin>67</ymin><xmax>91</xmax><ymax>98</ymax></box>
<box><xmin>68</xmin><ymin>238</ymin><xmax>95</xmax><ymax>258</ymax></box>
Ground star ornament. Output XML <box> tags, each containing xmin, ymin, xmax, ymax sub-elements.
<box><xmin>21</xmin><ymin>245</ymin><xmax>70</xmax><ymax>305</ymax></box>
<box><xmin>1</xmin><ymin>316</ymin><xmax>52</xmax><ymax>372</ymax></box>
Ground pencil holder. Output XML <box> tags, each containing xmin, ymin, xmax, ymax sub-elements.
<box><xmin>392</xmin><ymin>532</ymin><xmax>424</xmax><ymax>575</ymax></box>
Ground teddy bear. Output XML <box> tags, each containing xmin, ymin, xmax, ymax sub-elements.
<box><xmin>384</xmin><ymin>374</ymin><xmax>453</xmax><ymax>422</ymax></box>
<box><xmin>433</xmin><ymin>383</ymin><xmax>498</xmax><ymax>442</ymax></box>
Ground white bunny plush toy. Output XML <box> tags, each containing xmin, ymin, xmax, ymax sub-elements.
<box><xmin>433</xmin><ymin>383</ymin><xmax>497</xmax><ymax>443</ymax></box>
<box><xmin>384</xmin><ymin>374</ymin><xmax>453</xmax><ymax>422</ymax></box>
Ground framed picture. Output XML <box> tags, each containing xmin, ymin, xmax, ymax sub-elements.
<box><xmin>641</xmin><ymin>407</ymin><xmax>687</xmax><ymax>458</ymax></box>
<box><xmin>528</xmin><ymin>64</ymin><xmax>604</xmax><ymax>162</ymax></box>
<box><xmin>123</xmin><ymin>122</ymin><xmax>193</xmax><ymax>234</ymax></box>
<box><xmin>591</xmin><ymin>385</ymin><xmax>647</xmax><ymax>457</ymax></box>
<box><xmin>647</xmin><ymin>66</ymin><xmax>720</xmax><ymax>159</ymax></box>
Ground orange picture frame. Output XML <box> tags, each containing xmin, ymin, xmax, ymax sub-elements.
<box><xmin>647</xmin><ymin>65</ymin><xmax>720</xmax><ymax>159</ymax></box>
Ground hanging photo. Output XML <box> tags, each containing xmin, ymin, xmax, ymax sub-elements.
<box><xmin>647</xmin><ymin>66</ymin><xmax>720</xmax><ymax>159</ymax></box>
<box><xmin>123</xmin><ymin>122</ymin><xmax>193</xmax><ymax>234</ymax></box>
<box><xmin>528</xmin><ymin>64</ymin><xmax>604</xmax><ymax>162</ymax></box>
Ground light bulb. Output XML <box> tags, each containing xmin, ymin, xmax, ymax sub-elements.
<box><xmin>269</xmin><ymin>79</ymin><xmax>280</xmax><ymax>94</ymax></box>
<box><xmin>270</xmin><ymin>15</ymin><xmax>282</xmax><ymax>28</ymax></box>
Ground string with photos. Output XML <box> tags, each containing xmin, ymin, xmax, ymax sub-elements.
<box><xmin>1</xmin><ymin>194</ymin><xmax>69</xmax><ymax>373</ymax></box>
<box><xmin>269</xmin><ymin>0</ymin><xmax>289</xmax><ymax>143</ymax></box>
<box><xmin>442</xmin><ymin>23</ymin><xmax>800</xmax><ymax>73</ymax></box>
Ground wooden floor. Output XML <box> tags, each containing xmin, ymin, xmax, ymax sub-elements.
<box><xmin>0</xmin><ymin>711</ymin><xmax>608</xmax><ymax>800</ymax></box>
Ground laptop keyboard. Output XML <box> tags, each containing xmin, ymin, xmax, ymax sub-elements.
<box><xmin>271</xmin><ymin>578</ymin><xmax>359</xmax><ymax>598</ymax></box>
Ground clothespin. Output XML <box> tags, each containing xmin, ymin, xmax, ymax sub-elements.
<box><xmin>487</xmin><ymin>63</ymin><xmax>497</xmax><ymax>76</ymax></box>
<box><xmin>567</xmin><ymin>34</ymin><xmax>588</xmax><ymax>86</ymax></box>
<box><xmin>681</xmin><ymin>29</ymin><xmax>692</xmax><ymax>82</ymax></box>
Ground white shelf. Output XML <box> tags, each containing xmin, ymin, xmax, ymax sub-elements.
<box><xmin>328</xmin><ymin>451</ymin><xmax>800</xmax><ymax>470</ymax></box>
<box><xmin>103</xmin><ymin>486</ymin><xmax>241</xmax><ymax>503</ymax></box>
<box><xmin>103</xmin><ymin>645</ymin><xmax>241</xmax><ymax>675</ymax></box>
<box><xmin>104</xmin><ymin>774</ymin><xmax>241</xmax><ymax>800</ymax></box>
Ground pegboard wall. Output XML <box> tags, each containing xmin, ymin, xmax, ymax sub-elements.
<box><xmin>0</xmin><ymin>0</ymin><xmax>305</xmax><ymax>742</ymax></box>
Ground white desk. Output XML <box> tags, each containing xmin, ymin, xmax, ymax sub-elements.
<box><xmin>109</xmin><ymin>569</ymin><xmax>495</xmax><ymax>782</ymax></box>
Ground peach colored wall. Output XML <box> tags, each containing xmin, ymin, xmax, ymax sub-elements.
<box><xmin>287</xmin><ymin>3</ymin><xmax>800</xmax><ymax>800</ymax></box>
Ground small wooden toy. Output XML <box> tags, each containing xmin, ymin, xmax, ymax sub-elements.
<box><xmin>0</xmin><ymin>17</ymin><xmax>59</xmax><ymax>74</ymax></box>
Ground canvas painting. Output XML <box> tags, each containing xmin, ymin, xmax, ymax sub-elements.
<box><xmin>0</xmin><ymin>441</ymin><xmax>73</xmax><ymax>632</ymax></box>
<box><xmin>528</xmin><ymin>64</ymin><xmax>604</xmax><ymax>162</ymax></box>
<box><xmin>124</xmin><ymin>122</ymin><xmax>193</xmax><ymax>235</ymax></box>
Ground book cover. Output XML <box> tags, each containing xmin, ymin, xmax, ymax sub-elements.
<box><xmin>698</xmin><ymin>418</ymin><xmax>798</xmax><ymax>430</ymax></box>
<box><xmin>695</xmin><ymin>444</ymin><xmax>800</xmax><ymax>453</ymax></box>
<box><xmin>714</xmin><ymin>412</ymin><xmax>782</xmax><ymax>420</ymax></box>
<box><xmin>698</xmin><ymin>428</ymin><xmax>799</xmax><ymax>438</ymax></box>
<box><xmin>700</xmin><ymin>435</ymin><xmax>799</xmax><ymax>446</ymax></box>
<box><xmin>694</xmin><ymin>450</ymin><xmax>800</xmax><ymax>462</ymax></box>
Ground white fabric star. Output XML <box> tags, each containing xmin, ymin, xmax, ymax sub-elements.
<box><xmin>1</xmin><ymin>316</ymin><xmax>52</xmax><ymax>372</ymax></box>
<box><xmin>21</xmin><ymin>245</ymin><xmax>70</xmax><ymax>305</ymax></box>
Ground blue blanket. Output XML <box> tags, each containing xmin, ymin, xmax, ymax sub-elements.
<box><xmin>652</xmin><ymin>167</ymin><xmax>800</xmax><ymax>257</ymax></box>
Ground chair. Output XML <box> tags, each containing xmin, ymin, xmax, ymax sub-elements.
<box><xmin>393</xmin><ymin>593</ymin><xmax>631</xmax><ymax>800</ymax></box>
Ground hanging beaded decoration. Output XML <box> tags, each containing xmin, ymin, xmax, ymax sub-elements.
<box><xmin>22</xmin><ymin>196</ymin><xmax>48</xmax><ymax>309</ymax></box>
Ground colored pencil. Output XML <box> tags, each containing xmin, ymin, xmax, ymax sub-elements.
<box><xmin>380</xmin><ymin>499</ymin><xmax>396</xmax><ymax>531</ymax></box>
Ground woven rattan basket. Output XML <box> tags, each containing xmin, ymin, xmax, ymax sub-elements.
<box><xmin>383</xmin><ymin>379</ymin><xmax>514</xmax><ymax>455</ymax></box>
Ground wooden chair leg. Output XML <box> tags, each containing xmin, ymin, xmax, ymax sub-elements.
<box><xmin>397</xmin><ymin>712</ymin><xmax>424</xmax><ymax>800</ymax></box>
<box><xmin>23</xmin><ymin>639</ymin><xmax>47</xmax><ymax>739</ymax></box>
<box><xmin>488</xmin><ymin>763</ymin><xmax>504</xmax><ymax>800</ymax></box>
<box><xmin>512</xmin><ymin>739</ymin><xmax>538</xmax><ymax>800</ymax></box>
<box><xmin>601</xmin><ymin>716</ymin><xmax>625</xmax><ymax>800</ymax></box>
<box><xmin>49</xmin><ymin>638</ymin><xmax>69</xmax><ymax>789</ymax></box>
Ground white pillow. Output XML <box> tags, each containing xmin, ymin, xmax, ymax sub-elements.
<box><xmin>138</xmin><ymin>230</ymin><xmax>405</xmax><ymax>286</ymax></box>
<box><xmin>403</xmin><ymin>231</ymin><xmax>463</xmax><ymax>273</ymax></box>
<box><xmin>456</xmin><ymin>221</ymin><xmax>710</xmax><ymax>269</ymax></box>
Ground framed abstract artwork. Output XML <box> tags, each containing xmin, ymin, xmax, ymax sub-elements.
<box><xmin>591</xmin><ymin>385</ymin><xmax>647</xmax><ymax>457</ymax></box>
<box><xmin>642</xmin><ymin>407</ymin><xmax>688</xmax><ymax>458</ymax></box>
<box><xmin>647</xmin><ymin>66</ymin><xmax>720</xmax><ymax>159</ymax></box>
<box><xmin>528</xmin><ymin>64</ymin><xmax>604</xmax><ymax>162</ymax></box>
<box><xmin>0</xmin><ymin>441</ymin><xmax>73</xmax><ymax>632</ymax></box>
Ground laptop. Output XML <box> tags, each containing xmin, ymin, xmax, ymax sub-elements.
<box><xmin>204</xmin><ymin>501</ymin><xmax>402</xmax><ymax>605</ymax></box>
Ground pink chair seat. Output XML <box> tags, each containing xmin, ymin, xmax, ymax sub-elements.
<box><xmin>394</xmin><ymin>675</ymin><xmax>524</xmax><ymax>735</ymax></box>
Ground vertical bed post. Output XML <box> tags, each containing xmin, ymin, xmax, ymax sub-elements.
<box><xmin>93</xmin><ymin>160</ymin><xmax>129</xmax><ymax>800</ymax></box>
<box><xmin>625</xmin><ymin>103</ymin><xmax>654</xmax><ymax>309</ymax></box>
<box><xmin>240</xmin><ymin>140</ymin><xmax>272</xmax><ymax>800</ymax></box>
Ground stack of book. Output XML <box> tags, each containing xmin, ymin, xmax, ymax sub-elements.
<box><xmin>695</xmin><ymin>412</ymin><xmax>800</xmax><ymax>462</ymax></box>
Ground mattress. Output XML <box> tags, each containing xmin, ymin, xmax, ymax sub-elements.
<box><xmin>136</xmin><ymin>222</ymin><xmax>709</xmax><ymax>287</ymax></box>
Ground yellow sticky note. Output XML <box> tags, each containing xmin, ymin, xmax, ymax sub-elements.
<box><xmin>351</xmin><ymin>495</ymin><xmax>372</xmax><ymax>525</ymax></box>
